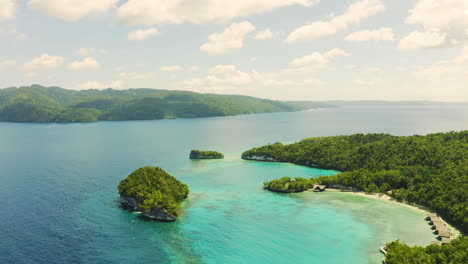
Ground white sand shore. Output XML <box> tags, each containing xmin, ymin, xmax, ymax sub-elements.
<box><xmin>323</xmin><ymin>188</ymin><xmax>461</xmax><ymax>238</ymax></box>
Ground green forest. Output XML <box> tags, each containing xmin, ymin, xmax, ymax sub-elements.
<box><xmin>243</xmin><ymin>132</ymin><xmax>468</xmax><ymax>261</ymax></box>
<box><xmin>385</xmin><ymin>236</ymin><xmax>467</xmax><ymax>264</ymax></box>
<box><xmin>189</xmin><ymin>150</ymin><xmax>224</xmax><ymax>159</ymax></box>
<box><xmin>0</xmin><ymin>85</ymin><xmax>306</xmax><ymax>123</ymax></box>
<box><xmin>118</xmin><ymin>166</ymin><xmax>189</xmax><ymax>216</ymax></box>
<box><xmin>242</xmin><ymin>132</ymin><xmax>468</xmax><ymax>233</ymax></box>
<box><xmin>263</xmin><ymin>177</ymin><xmax>312</xmax><ymax>192</ymax></box>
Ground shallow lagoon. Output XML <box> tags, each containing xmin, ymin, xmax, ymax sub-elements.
<box><xmin>1</xmin><ymin>105</ymin><xmax>467</xmax><ymax>263</ymax></box>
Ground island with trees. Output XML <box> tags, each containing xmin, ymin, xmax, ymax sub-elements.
<box><xmin>0</xmin><ymin>85</ymin><xmax>312</xmax><ymax>123</ymax></box>
<box><xmin>118</xmin><ymin>166</ymin><xmax>189</xmax><ymax>221</ymax></box>
<box><xmin>263</xmin><ymin>177</ymin><xmax>312</xmax><ymax>193</ymax></box>
<box><xmin>242</xmin><ymin>131</ymin><xmax>468</xmax><ymax>261</ymax></box>
<box><xmin>189</xmin><ymin>150</ymin><xmax>224</xmax><ymax>159</ymax></box>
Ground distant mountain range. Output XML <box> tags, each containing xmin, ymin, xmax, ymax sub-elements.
<box><xmin>0</xmin><ymin>85</ymin><xmax>309</xmax><ymax>123</ymax></box>
<box><xmin>1</xmin><ymin>85</ymin><xmax>465</xmax><ymax>123</ymax></box>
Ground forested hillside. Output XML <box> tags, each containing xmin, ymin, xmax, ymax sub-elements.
<box><xmin>242</xmin><ymin>132</ymin><xmax>468</xmax><ymax>233</ymax></box>
<box><xmin>0</xmin><ymin>85</ymin><xmax>306</xmax><ymax>123</ymax></box>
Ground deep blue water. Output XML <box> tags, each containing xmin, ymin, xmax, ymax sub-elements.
<box><xmin>0</xmin><ymin>105</ymin><xmax>467</xmax><ymax>264</ymax></box>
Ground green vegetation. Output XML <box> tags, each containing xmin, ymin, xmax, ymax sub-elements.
<box><xmin>0</xmin><ymin>85</ymin><xmax>306</xmax><ymax>123</ymax></box>
<box><xmin>242</xmin><ymin>132</ymin><xmax>468</xmax><ymax>233</ymax></box>
<box><xmin>118</xmin><ymin>166</ymin><xmax>189</xmax><ymax>216</ymax></box>
<box><xmin>385</xmin><ymin>236</ymin><xmax>467</xmax><ymax>264</ymax></box>
<box><xmin>263</xmin><ymin>177</ymin><xmax>312</xmax><ymax>192</ymax></box>
<box><xmin>189</xmin><ymin>149</ymin><xmax>224</xmax><ymax>159</ymax></box>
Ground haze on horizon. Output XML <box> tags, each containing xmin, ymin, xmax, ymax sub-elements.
<box><xmin>0</xmin><ymin>0</ymin><xmax>467</xmax><ymax>102</ymax></box>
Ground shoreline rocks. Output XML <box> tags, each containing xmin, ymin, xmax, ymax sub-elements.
<box><xmin>120</xmin><ymin>195</ymin><xmax>177</xmax><ymax>222</ymax></box>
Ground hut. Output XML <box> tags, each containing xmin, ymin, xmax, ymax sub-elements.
<box><xmin>425</xmin><ymin>213</ymin><xmax>438</xmax><ymax>221</ymax></box>
<box><xmin>431</xmin><ymin>223</ymin><xmax>446</xmax><ymax>230</ymax></box>
<box><xmin>434</xmin><ymin>226</ymin><xmax>449</xmax><ymax>235</ymax></box>
<box><xmin>437</xmin><ymin>230</ymin><xmax>451</xmax><ymax>238</ymax></box>
<box><xmin>431</xmin><ymin>241</ymin><xmax>443</xmax><ymax>246</ymax></box>
<box><xmin>441</xmin><ymin>237</ymin><xmax>452</xmax><ymax>244</ymax></box>
<box><xmin>313</xmin><ymin>185</ymin><xmax>326</xmax><ymax>192</ymax></box>
<box><xmin>430</xmin><ymin>219</ymin><xmax>443</xmax><ymax>225</ymax></box>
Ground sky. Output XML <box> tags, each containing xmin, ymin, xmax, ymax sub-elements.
<box><xmin>0</xmin><ymin>0</ymin><xmax>467</xmax><ymax>101</ymax></box>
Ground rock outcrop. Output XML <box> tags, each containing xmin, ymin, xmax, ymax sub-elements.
<box><xmin>120</xmin><ymin>195</ymin><xmax>177</xmax><ymax>222</ymax></box>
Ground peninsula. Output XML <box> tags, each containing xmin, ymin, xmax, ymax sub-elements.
<box><xmin>242</xmin><ymin>132</ymin><xmax>468</xmax><ymax>262</ymax></box>
<box><xmin>118</xmin><ymin>166</ymin><xmax>189</xmax><ymax>221</ymax></box>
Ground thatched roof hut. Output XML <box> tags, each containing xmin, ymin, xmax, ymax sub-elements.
<box><xmin>431</xmin><ymin>223</ymin><xmax>446</xmax><ymax>230</ymax></box>
<box><xmin>431</xmin><ymin>241</ymin><xmax>442</xmax><ymax>246</ymax></box>
<box><xmin>437</xmin><ymin>230</ymin><xmax>451</xmax><ymax>238</ymax></box>
<box><xmin>435</xmin><ymin>225</ymin><xmax>449</xmax><ymax>232</ymax></box>
<box><xmin>313</xmin><ymin>185</ymin><xmax>326</xmax><ymax>192</ymax></box>
<box><xmin>425</xmin><ymin>213</ymin><xmax>438</xmax><ymax>221</ymax></box>
<box><xmin>441</xmin><ymin>237</ymin><xmax>452</xmax><ymax>244</ymax></box>
<box><xmin>430</xmin><ymin>219</ymin><xmax>443</xmax><ymax>225</ymax></box>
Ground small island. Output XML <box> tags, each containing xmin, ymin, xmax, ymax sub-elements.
<box><xmin>263</xmin><ymin>177</ymin><xmax>313</xmax><ymax>193</ymax></box>
<box><xmin>189</xmin><ymin>149</ymin><xmax>224</xmax><ymax>159</ymax></box>
<box><xmin>118</xmin><ymin>166</ymin><xmax>189</xmax><ymax>222</ymax></box>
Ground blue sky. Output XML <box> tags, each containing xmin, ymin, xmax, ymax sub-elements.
<box><xmin>0</xmin><ymin>0</ymin><xmax>467</xmax><ymax>101</ymax></box>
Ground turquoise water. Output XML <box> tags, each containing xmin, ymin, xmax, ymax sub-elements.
<box><xmin>1</xmin><ymin>105</ymin><xmax>467</xmax><ymax>264</ymax></box>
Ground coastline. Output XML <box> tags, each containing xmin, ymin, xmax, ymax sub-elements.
<box><xmin>323</xmin><ymin>188</ymin><xmax>461</xmax><ymax>238</ymax></box>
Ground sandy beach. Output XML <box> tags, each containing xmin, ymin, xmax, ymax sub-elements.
<box><xmin>324</xmin><ymin>188</ymin><xmax>461</xmax><ymax>238</ymax></box>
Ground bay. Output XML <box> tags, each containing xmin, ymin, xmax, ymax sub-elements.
<box><xmin>1</xmin><ymin>105</ymin><xmax>467</xmax><ymax>264</ymax></box>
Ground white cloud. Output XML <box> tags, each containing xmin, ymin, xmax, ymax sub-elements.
<box><xmin>398</xmin><ymin>0</ymin><xmax>468</xmax><ymax>50</ymax></box>
<box><xmin>285</xmin><ymin>0</ymin><xmax>385</xmax><ymax>43</ymax></box>
<box><xmin>72</xmin><ymin>80</ymin><xmax>124</xmax><ymax>90</ymax></box>
<box><xmin>0</xmin><ymin>0</ymin><xmax>15</xmax><ymax>21</ymax></box>
<box><xmin>76</xmin><ymin>48</ymin><xmax>107</xmax><ymax>56</ymax></box>
<box><xmin>352</xmin><ymin>77</ymin><xmax>382</xmax><ymax>86</ymax></box>
<box><xmin>453</xmin><ymin>46</ymin><xmax>468</xmax><ymax>64</ymax></box>
<box><xmin>127</xmin><ymin>28</ymin><xmax>160</xmax><ymax>40</ymax></box>
<box><xmin>188</xmin><ymin>66</ymin><xmax>200</xmax><ymax>72</ymax></box>
<box><xmin>28</xmin><ymin>0</ymin><xmax>118</xmax><ymax>21</ymax></box>
<box><xmin>253</xmin><ymin>29</ymin><xmax>273</xmax><ymax>40</ymax></box>
<box><xmin>0</xmin><ymin>59</ymin><xmax>16</xmax><ymax>70</ymax></box>
<box><xmin>176</xmin><ymin>65</ymin><xmax>324</xmax><ymax>94</ymax></box>
<box><xmin>398</xmin><ymin>31</ymin><xmax>446</xmax><ymax>50</ymax></box>
<box><xmin>67</xmin><ymin>57</ymin><xmax>101</xmax><ymax>70</ymax></box>
<box><xmin>345</xmin><ymin>27</ymin><xmax>395</xmax><ymax>42</ymax></box>
<box><xmin>361</xmin><ymin>67</ymin><xmax>384</xmax><ymax>74</ymax></box>
<box><xmin>160</xmin><ymin>65</ymin><xmax>183</xmax><ymax>72</ymax></box>
<box><xmin>23</xmin><ymin>54</ymin><xmax>64</xmax><ymax>70</ymax></box>
<box><xmin>25</xmin><ymin>72</ymin><xmax>39</xmax><ymax>78</ymax></box>
<box><xmin>291</xmin><ymin>48</ymin><xmax>350</xmax><ymax>67</ymax></box>
<box><xmin>117</xmin><ymin>0</ymin><xmax>318</xmax><ymax>25</ymax></box>
<box><xmin>208</xmin><ymin>64</ymin><xmax>236</xmax><ymax>74</ymax></box>
<box><xmin>118</xmin><ymin>71</ymin><xmax>155</xmax><ymax>80</ymax></box>
<box><xmin>200</xmin><ymin>21</ymin><xmax>255</xmax><ymax>54</ymax></box>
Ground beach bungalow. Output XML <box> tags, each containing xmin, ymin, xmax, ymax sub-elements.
<box><xmin>437</xmin><ymin>230</ymin><xmax>451</xmax><ymax>238</ymax></box>
<box><xmin>431</xmin><ymin>223</ymin><xmax>446</xmax><ymax>230</ymax></box>
<box><xmin>430</xmin><ymin>219</ymin><xmax>443</xmax><ymax>225</ymax></box>
<box><xmin>441</xmin><ymin>237</ymin><xmax>452</xmax><ymax>244</ymax></box>
<box><xmin>434</xmin><ymin>226</ymin><xmax>449</xmax><ymax>235</ymax></box>
<box><xmin>313</xmin><ymin>185</ymin><xmax>326</xmax><ymax>192</ymax></box>
<box><xmin>425</xmin><ymin>213</ymin><xmax>438</xmax><ymax>221</ymax></box>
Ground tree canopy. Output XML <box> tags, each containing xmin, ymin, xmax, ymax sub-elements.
<box><xmin>385</xmin><ymin>236</ymin><xmax>467</xmax><ymax>264</ymax></box>
<box><xmin>118</xmin><ymin>166</ymin><xmax>189</xmax><ymax>216</ymax></box>
<box><xmin>0</xmin><ymin>85</ymin><xmax>307</xmax><ymax>123</ymax></box>
<box><xmin>242</xmin><ymin>132</ymin><xmax>468</xmax><ymax>233</ymax></box>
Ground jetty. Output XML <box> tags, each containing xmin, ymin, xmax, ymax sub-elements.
<box><xmin>425</xmin><ymin>213</ymin><xmax>453</xmax><ymax>245</ymax></box>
